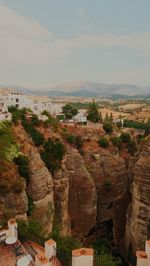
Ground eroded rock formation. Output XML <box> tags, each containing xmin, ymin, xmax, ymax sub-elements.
<box><xmin>126</xmin><ymin>136</ymin><xmax>150</xmax><ymax>251</ymax></box>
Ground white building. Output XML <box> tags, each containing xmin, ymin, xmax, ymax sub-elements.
<box><xmin>0</xmin><ymin>89</ymin><xmax>63</xmax><ymax>118</ymax></box>
<box><xmin>0</xmin><ymin>112</ymin><xmax>12</xmax><ymax>121</ymax></box>
<box><xmin>73</xmin><ymin>111</ymin><xmax>87</xmax><ymax>124</ymax></box>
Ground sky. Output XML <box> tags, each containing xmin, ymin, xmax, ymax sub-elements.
<box><xmin>0</xmin><ymin>0</ymin><xmax>150</xmax><ymax>89</ymax></box>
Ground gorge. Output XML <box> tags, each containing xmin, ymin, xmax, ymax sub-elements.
<box><xmin>0</xmin><ymin>118</ymin><xmax>150</xmax><ymax>261</ymax></box>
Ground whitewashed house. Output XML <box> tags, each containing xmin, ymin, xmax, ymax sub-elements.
<box><xmin>73</xmin><ymin>111</ymin><xmax>87</xmax><ymax>124</ymax></box>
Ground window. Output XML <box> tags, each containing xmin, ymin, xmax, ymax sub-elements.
<box><xmin>16</xmin><ymin>98</ymin><xmax>19</xmax><ymax>102</ymax></box>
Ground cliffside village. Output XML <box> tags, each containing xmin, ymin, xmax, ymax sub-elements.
<box><xmin>0</xmin><ymin>88</ymin><xmax>87</xmax><ymax>124</ymax></box>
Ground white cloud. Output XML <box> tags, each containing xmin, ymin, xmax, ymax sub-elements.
<box><xmin>0</xmin><ymin>3</ymin><xmax>150</xmax><ymax>66</ymax></box>
<box><xmin>0</xmin><ymin>4</ymin><xmax>150</xmax><ymax>87</ymax></box>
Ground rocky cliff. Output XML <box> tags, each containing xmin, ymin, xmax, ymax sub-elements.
<box><xmin>2</xmin><ymin>121</ymin><xmax>149</xmax><ymax>253</ymax></box>
<box><xmin>13</xmin><ymin>124</ymin><xmax>54</xmax><ymax>236</ymax></box>
<box><xmin>126</xmin><ymin>136</ymin><xmax>150</xmax><ymax>251</ymax></box>
<box><xmin>83</xmin><ymin>145</ymin><xmax>129</xmax><ymax>245</ymax></box>
<box><xmin>64</xmin><ymin>148</ymin><xmax>97</xmax><ymax>238</ymax></box>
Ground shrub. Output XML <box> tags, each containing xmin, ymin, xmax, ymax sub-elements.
<box><xmin>27</xmin><ymin>195</ymin><xmax>35</xmax><ymax>216</ymax></box>
<box><xmin>87</xmin><ymin>100</ymin><xmax>100</xmax><ymax>123</ymax></box>
<box><xmin>66</xmin><ymin>134</ymin><xmax>83</xmax><ymax>149</ymax></box>
<box><xmin>120</xmin><ymin>132</ymin><xmax>131</xmax><ymax>143</ymax></box>
<box><xmin>66</xmin><ymin>134</ymin><xmax>76</xmax><ymax>144</ymax></box>
<box><xmin>17</xmin><ymin>219</ymin><xmax>43</xmax><ymax>243</ymax></box>
<box><xmin>14</xmin><ymin>155</ymin><xmax>30</xmax><ymax>184</ymax></box>
<box><xmin>98</xmin><ymin>137</ymin><xmax>109</xmax><ymax>148</ymax></box>
<box><xmin>62</xmin><ymin>104</ymin><xmax>78</xmax><ymax>119</ymax></box>
<box><xmin>22</xmin><ymin>118</ymin><xmax>44</xmax><ymax>146</ymax></box>
<box><xmin>41</xmin><ymin>138</ymin><xmax>65</xmax><ymax>175</ymax></box>
<box><xmin>103</xmin><ymin>122</ymin><xmax>113</xmax><ymax>134</ymax></box>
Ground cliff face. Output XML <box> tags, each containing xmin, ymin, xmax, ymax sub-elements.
<box><xmin>3</xmin><ymin>122</ymin><xmax>147</xmax><ymax>250</ymax></box>
<box><xmin>126</xmin><ymin>136</ymin><xmax>150</xmax><ymax>251</ymax></box>
<box><xmin>84</xmin><ymin>147</ymin><xmax>129</xmax><ymax>244</ymax></box>
<box><xmin>13</xmin><ymin>125</ymin><xmax>55</xmax><ymax>236</ymax></box>
<box><xmin>64</xmin><ymin>148</ymin><xmax>97</xmax><ymax>238</ymax></box>
<box><xmin>0</xmin><ymin>161</ymin><xmax>28</xmax><ymax>221</ymax></box>
<box><xmin>54</xmin><ymin>165</ymin><xmax>71</xmax><ymax>236</ymax></box>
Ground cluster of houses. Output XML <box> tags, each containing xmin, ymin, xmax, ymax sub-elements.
<box><xmin>0</xmin><ymin>88</ymin><xmax>63</xmax><ymax>122</ymax></box>
<box><xmin>0</xmin><ymin>88</ymin><xmax>88</xmax><ymax>124</ymax></box>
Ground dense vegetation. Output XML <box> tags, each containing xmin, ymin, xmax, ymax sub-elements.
<box><xmin>0</xmin><ymin>121</ymin><xmax>20</xmax><ymax>162</ymax></box>
<box><xmin>65</xmin><ymin>134</ymin><xmax>83</xmax><ymax>149</ymax></box>
<box><xmin>41</xmin><ymin>138</ymin><xmax>65</xmax><ymax>175</ymax></box>
<box><xmin>87</xmin><ymin>100</ymin><xmax>101</xmax><ymax>123</ymax></box>
<box><xmin>124</xmin><ymin>119</ymin><xmax>150</xmax><ymax>135</ymax></box>
<box><xmin>14</xmin><ymin>155</ymin><xmax>30</xmax><ymax>185</ymax></box>
<box><xmin>22</xmin><ymin>116</ymin><xmax>44</xmax><ymax>146</ymax></box>
<box><xmin>62</xmin><ymin>104</ymin><xmax>78</xmax><ymax>119</ymax></box>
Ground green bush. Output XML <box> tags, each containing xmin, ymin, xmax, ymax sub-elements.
<box><xmin>17</xmin><ymin>219</ymin><xmax>29</xmax><ymax>242</ymax></box>
<box><xmin>120</xmin><ymin>132</ymin><xmax>131</xmax><ymax>143</ymax></box>
<box><xmin>98</xmin><ymin>137</ymin><xmax>109</xmax><ymax>148</ymax></box>
<box><xmin>27</xmin><ymin>195</ymin><xmax>35</xmax><ymax>216</ymax></box>
<box><xmin>66</xmin><ymin>134</ymin><xmax>76</xmax><ymax>144</ymax></box>
<box><xmin>87</xmin><ymin>100</ymin><xmax>100</xmax><ymax>123</ymax></box>
<box><xmin>41</xmin><ymin>138</ymin><xmax>65</xmax><ymax>175</ymax></box>
<box><xmin>103</xmin><ymin>122</ymin><xmax>113</xmax><ymax>134</ymax></box>
<box><xmin>22</xmin><ymin>118</ymin><xmax>44</xmax><ymax>146</ymax></box>
<box><xmin>14</xmin><ymin>155</ymin><xmax>30</xmax><ymax>184</ymax></box>
<box><xmin>62</xmin><ymin>104</ymin><xmax>78</xmax><ymax>119</ymax></box>
<box><xmin>66</xmin><ymin>134</ymin><xmax>83</xmax><ymax>149</ymax></box>
<box><xmin>17</xmin><ymin>219</ymin><xmax>43</xmax><ymax>243</ymax></box>
<box><xmin>0</xmin><ymin>121</ymin><xmax>20</xmax><ymax>162</ymax></box>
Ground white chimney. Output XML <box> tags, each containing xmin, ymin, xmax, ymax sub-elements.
<box><xmin>45</xmin><ymin>239</ymin><xmax>56</xmax><ymax>261</ymax></box>
<box><xmin>8</xmin><ymin>218</ymin><xmax>18</xmax><ymax>239</ymax></box>
<box><xmin>72</xmin><ymin>248</ymin><xmax>93</xmax><ymax>266</ymax></box>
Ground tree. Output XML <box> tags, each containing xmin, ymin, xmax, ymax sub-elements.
<box><xmin>120</xmin><ymin>132</ymin><xmax>131</xmax><ymax>143</ymax></box>
<box><xmin>98</xmin><ymin>137</ymin><xmax>109</xmax><ymax>148</ymax></box>
<box><xmin>62</xmin><ymin>104</ymin><xmax>78</xmax><ymax>119</ymax></box>
<box><xmin>103</xmin><ymin>122</ymin><xmax>113</xmax><ymax>134</ymax></box>
<box><xmin>41</xmin><ymin>138</ymin><xmax>65</xmax><ymax>175</ymax></box>
<box><xmin>87</xmin><ymin>100</ymin><xmax>100</xmax><ymax>123</ymax></box>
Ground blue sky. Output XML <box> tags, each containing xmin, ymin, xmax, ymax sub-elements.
<box><xmin>0</xmin><ymin>0</ymin><xmax>150</xmax><ymax>89</ymax></box>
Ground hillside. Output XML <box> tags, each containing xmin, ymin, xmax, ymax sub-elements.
<box><xmin>1</xmin><ymin>81</ymin><xmax>150</xmax><ymax>98</ymax></box>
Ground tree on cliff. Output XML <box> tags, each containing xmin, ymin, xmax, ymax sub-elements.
<box><xmin>62</xmin><ymin>104</ymin><xmax>78</xmax><ymax>119</ymax></box>
<box><xmin>87</xmin><ymin>100</ymin><xmax>100</xmax><ymax>123</ymax></box>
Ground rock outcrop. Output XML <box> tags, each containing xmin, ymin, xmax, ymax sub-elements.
<box><xmin>13</xmin><ymin>124</ymin><xmax>54</xmax><ymax>236</ymax></box>
<box><xmin>54</xmin><ymin>165</ymin><xmax>71</xmax><ymax>236</ymax></box>
<box><xmin>126</xmin><ymin>136</ymin><xmax>150</xmax><ymax>251</ymax></box>
<box><xmin>64</xmin><ymin>148</ymin><xmax>97</xmax><ymax>238</ymax></box>
<box><xmin>84</xmin><ymin>148</ymin><xmax>129</xmax><ymax>244</ymax></box>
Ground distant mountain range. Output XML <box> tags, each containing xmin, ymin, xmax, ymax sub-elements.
<box><xmin>1</xmin><ymin>81</ymin><xmax>150</xmax><ymax>98</ymax></box>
